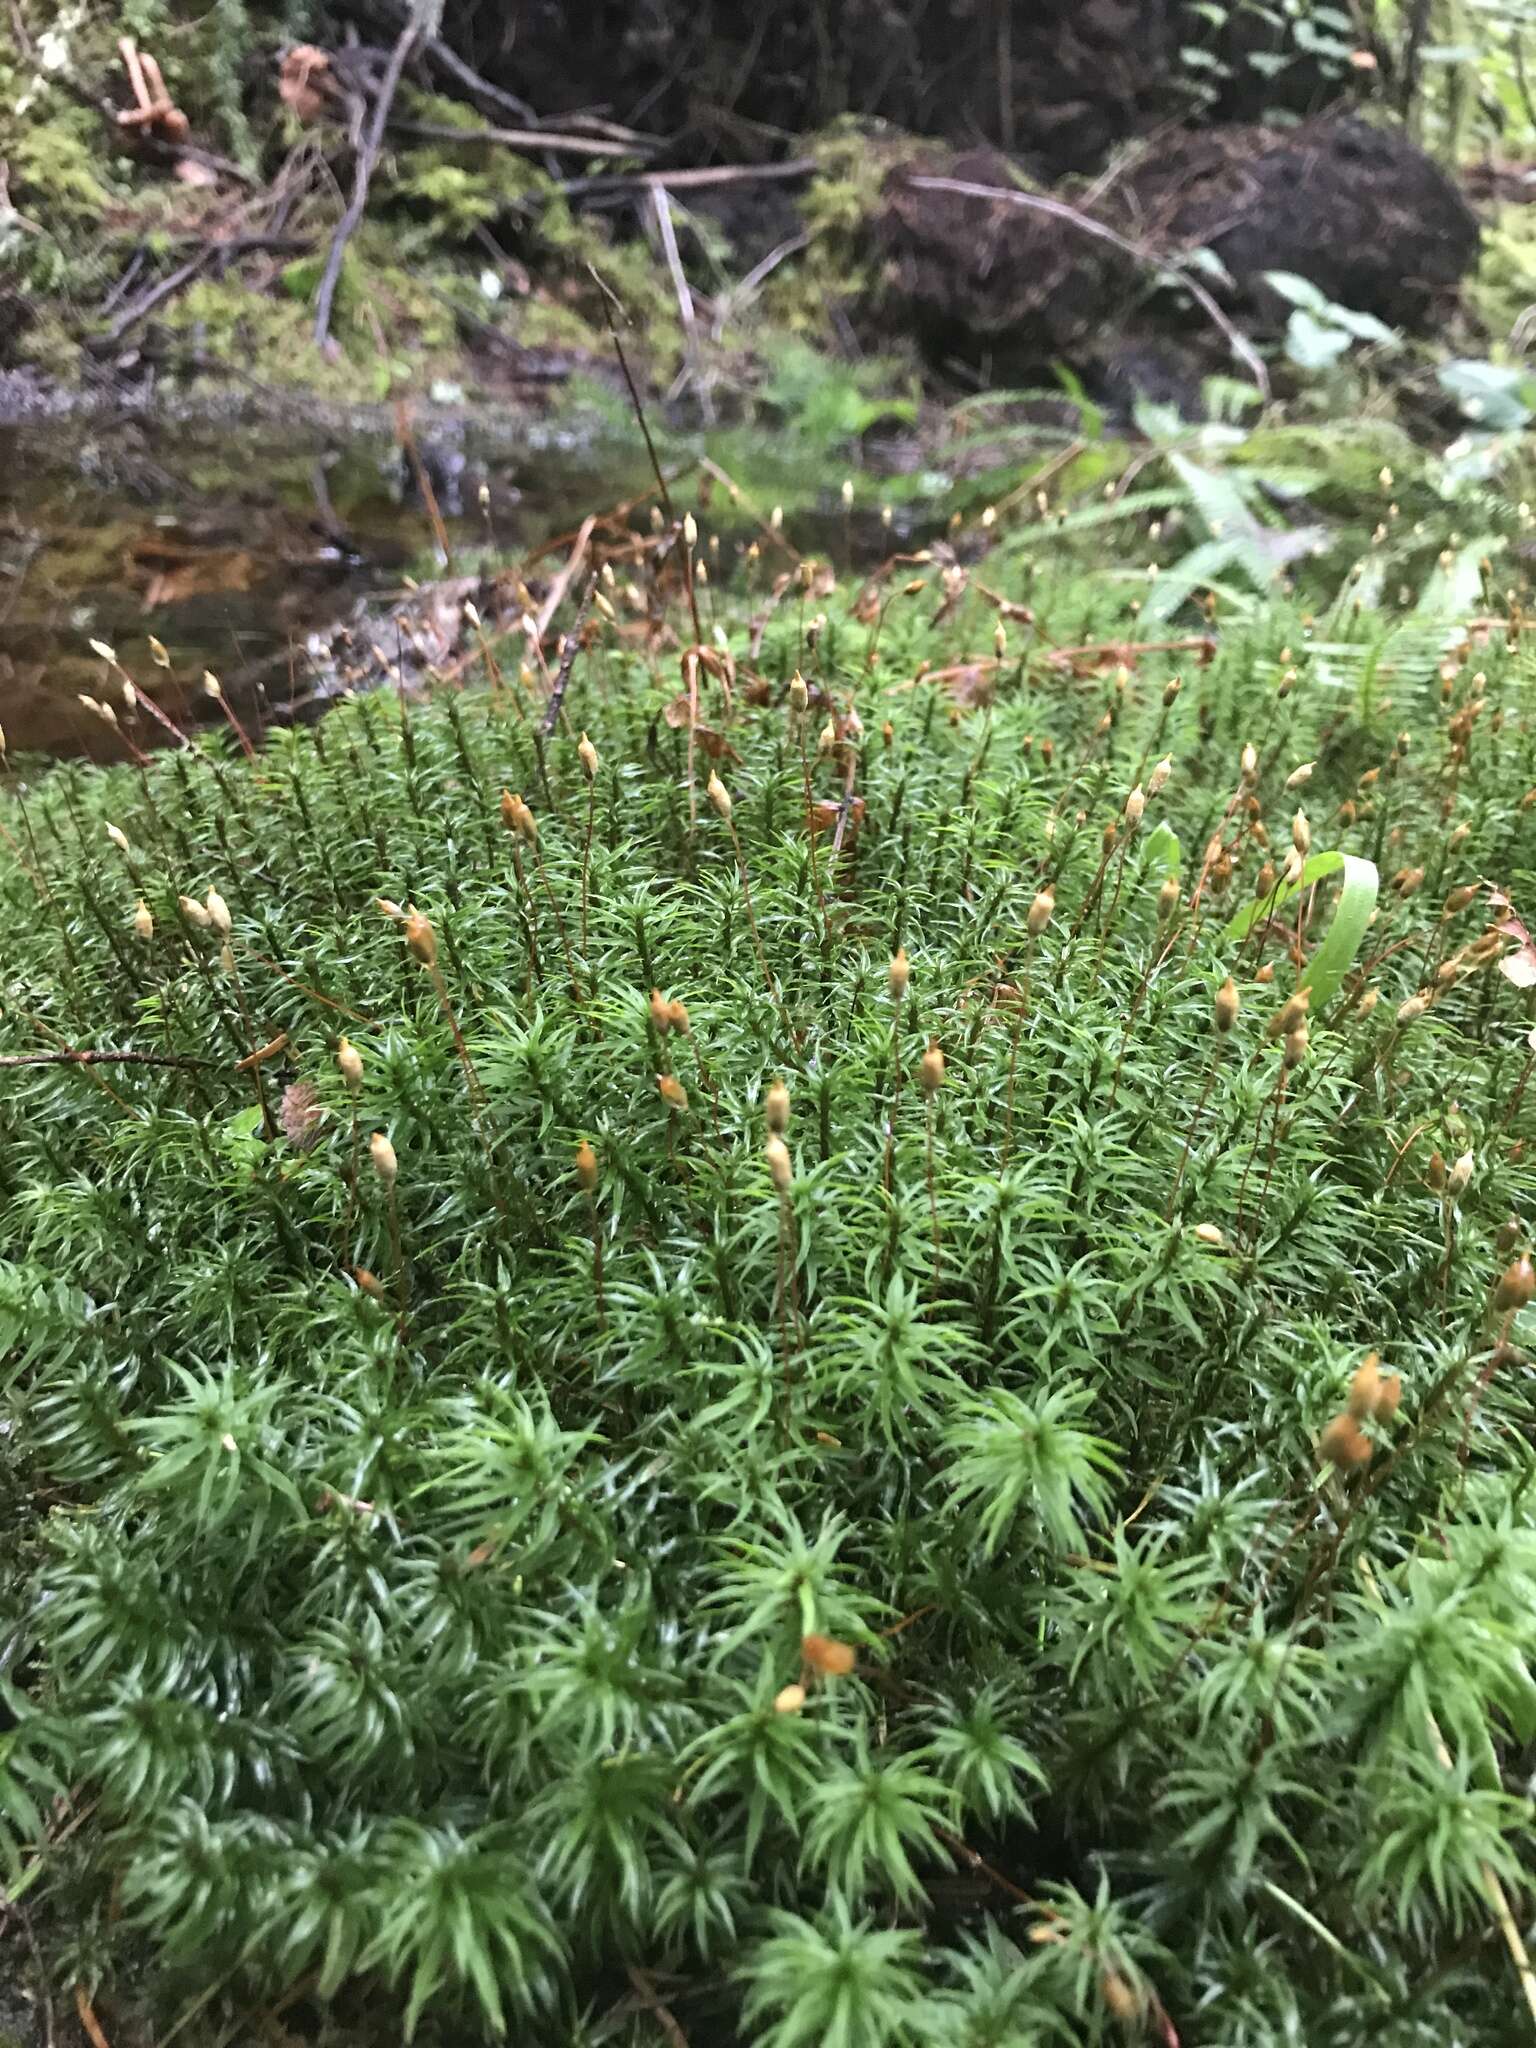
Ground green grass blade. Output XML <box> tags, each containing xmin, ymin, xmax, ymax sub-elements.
<box><xmin>1296</xmin><ymin>853</ymin><xmax>1379</xmax><ymax>1009</ymax></box>
<box><xmin>1222</xmin><ymin>849</ymin><xmax>1378</xmax><ymax>1010</ymax></box>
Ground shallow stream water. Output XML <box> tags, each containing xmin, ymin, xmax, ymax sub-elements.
<box><xmin>0</xmin><ymin>401</ymin><xmax>655</xmax><ymax>758</ymax></box>
<box><xmin>0</xmin><ymin>387</ymin><xmax>952</xmax><ymax>761</ymax></box>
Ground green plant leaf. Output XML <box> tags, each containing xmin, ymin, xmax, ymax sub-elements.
<box><xmin>1143</xmin><ymin>821</ymin><xmax>1181</xmax><ymax>879</ymax></box>
<box><xmin>1285</xmin><ymin>310</ymin><xmax>1353</xmax><ymax>371</ymax></box>
<box><xmin>1413</xmin><ymin>537</ymin><xmax>1500</xmax><ymax>621</ymax></box>
<box><xmin>1437</xmin><ymin>360</ymin><xmax>1536</xmax><ymax>432</ymax></box>
<box><xmin>1222</xmin><ymin>849</ymin><xmax>1379</xmax><ymax>1010</ymax></box>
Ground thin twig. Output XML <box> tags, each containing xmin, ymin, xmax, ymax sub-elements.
<box><xmin>98</xmin><ymin>248</ymin><xmax>213</xmax><ymax>343</ymax></box>
<box><xmin>651</xmin><ymin>182</ymin><xmax>696</xmax><ymax>336</ymax></box>
<box><xmin>541</xmin><ymin>574</ymin><xmax>598</xmax><ymax>738</ymax></box>
<box><xmin>358</xmin><ymin>0</ymin><xmax>540</xmax><ymax>125</ymax></box>
<box><xmin>562</xmin><ymin>158</ymin><xmax>816</xmax><ymax>199</ymax></box>
<box><xmin>623</xmin><ymin>1966</ymin><xmax>689</xmax><ymax>2048</ymax></box>
<box><xmin>73</xmin><ymin>1988</ymin><xmax>111</xmax><ymax>2048</ymax></box>
<box><xmin>535</xmin><ymin>522</ymin><xmax>596</xmax><ymax>649</ymax></box>
<box><xmin>390</xmin><ymin>119</ymin><xmax>655</xmax><ymax>159</ymax></box>
<box><xmin>593</xmin><ymin>273</ymin><xmax>673</xmax><ymax>522</ymax></box>
<box><xmin>313</xmin><ymin>1</ymin><xmax>426</xmax><ymax>350</ymax></box>
<box><xmin>0</xmin><ymin>1048</ymin><xmax>220</xmax><ymax>1070</ymax></box>
<box><xmin>394</xmin><ymin>402</ymin><xmax>455</xmax><ymax>573</ymax></box>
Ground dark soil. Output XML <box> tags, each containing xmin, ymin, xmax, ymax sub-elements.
<box><xmin>1117</xmin><ymin>117</ymin><xmax>1481</xmax><ymax>332</ymax></box>
<box><xmin>877</xmin><ymin>149</ymin><xmax>1124</xmax><ymax>372</ymax></box>
<box><xmin>876</xmin><ymin>117</ymin><xmax>1480</xmax><ymax>398</ymax></box>
<box><xmin>431</xmin><ymin>0</ymin><xmax>1354</xmax><ymax>175</ymax></box>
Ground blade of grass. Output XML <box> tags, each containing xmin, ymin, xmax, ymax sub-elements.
<box><xmin>1223</xmin><ymin>849</ymin><xmax>1379</xmax><ymax>1010</ymax></box>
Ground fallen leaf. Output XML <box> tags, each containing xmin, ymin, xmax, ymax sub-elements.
<box><xmin>807</xmin><ymin>794</ymin><xmax>865</xmax><ymax>839</ymax></box>
<box><xmin>930</xmin><ymin>660</ymin><xmax>997</xmax><ymax>709</ymax></box>
<box><xmin>694</xmin><ymin>724</ymin><xmax>742</xmax><ymax>764</ymax></box>
<box><xmin>129</xmin><ymin>537</ymin><xmax>256</xmax><ymax>608</ymax></box>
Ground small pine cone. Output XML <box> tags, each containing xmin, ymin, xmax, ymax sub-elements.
<box><xmin>280</xmin><ymin>1080</ymin><xmax>322</xmax><ymax>1153</ymax></box>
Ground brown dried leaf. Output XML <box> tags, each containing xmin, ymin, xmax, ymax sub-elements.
<box><xmin>693</xmin><ymin>724</ymin><xmax>742</xmax><ymax>764</ymax></box>
<box><xmin>135</xmin><ymin>549</ymin><xmax>255</xmax><ymax>608</ymax></box>
<box><xmin>807</xmin><ymin>794</ymin><xmax>865</xmax><ymax>840</ymax></box>
<box><xmin>929</xmin><ymin>661</ymin><xmax>998</xmax><ymax>709</ymax></box>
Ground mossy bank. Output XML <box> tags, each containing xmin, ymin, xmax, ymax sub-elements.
<box><xmin>3</xmin><ymin>478</ymin><xmax>1536</xmax><ymax>2044</ymax></box>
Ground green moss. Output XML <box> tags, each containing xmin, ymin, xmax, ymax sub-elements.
<box><xmin>149</xmin><ymin>228</ymin><xmax>464</xmax><ymax>399</ymax></box>
<box><xmin>801</xmin><ymin>117</ymin><xmax>913</xmax><ymax>241</ymax></box>
<box><xmin>510</xmin><ymin>296</ymin><xmax>606</xmax><ymax>354</ymax></box>
<box><xmin>375</xmin><ymin>97</ymin><xmax>685</xmax><ymax>378</ymax></box>
<box><xmin>755</xmin><ymin>119</ymin><xmax>918</xmax><ymax>341</ymax></box>
<box><xmin>14</xmin><ymin>306</ymin><xmax>88</xmax><ymax>381</ymax></box>
<box><xmin>1467</xmin><ymin>204</ymin><xmax>1536</xmax><ymax>347</ymax></box>
<box><xmin>5</xmin><ymin>493</ymin><xmax>1536</xmax><ymax>2045</ymax></box>
<box><xmin>159</xmin><ymin>277</ymin><xmax>355</xmax><ymax>388</ymax></box>
<box><xmin>12</xmin><ymin>123</ymin><xmax>111</xmax><ymax>225</ymax></box>
<box><xmin>388</xmin><ymin>96</ymin><xmax>562</xmax><ymax>250</ymax></box>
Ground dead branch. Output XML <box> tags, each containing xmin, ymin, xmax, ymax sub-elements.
<box><xmin>650</xmin><ymin>183</ymin><xmax>696</xmax><ymax>336</ymax></box>
<box><xmin>535</xmin><ymin>518</ymin><xmax>596</xmax><ymax>646</ymax></box>
<box><xmin>0</xmin><ymin>1049</ymin><xmax>221</xmax><ymax>1071</ymax></box>
<box><xmin>560</xmin><ymin>157</ymin><xmax>816</xmax><ymax>199</ymax></box>
<box><xmin>390</xmin><ymin>118</ymin><xmax>656</xmax><ymax>159</ymax></box>
<box><xmin>97</xmin><ymin>248</ymin><xmax>212</xmax><ymax>344</ymax></box>
<box><xmin>541</xmin><ymin>574</ymin><xmax>598</xmax><ymax>738</ymax></box>
<box><xmin>313</xmin><ymin>0</ymin><xmax>428</xmax><ymax>351</ymax></box>
<box><xmin>353</xmin><ymin>0</ymin><xmax>539</xmax><ymax>126</ymax></box>
<box><xmin>96</xmin><ymin>236</ymin><xmax>309</xmax><ymax>346</ymax></box>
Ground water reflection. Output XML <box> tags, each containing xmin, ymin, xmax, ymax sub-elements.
<box><xmin>0</xmin><ymin>409</ymin><xmax>649</xmax><ymax>757</ymax></box>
